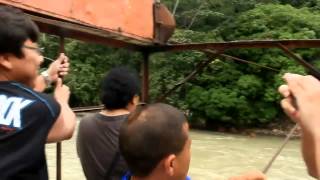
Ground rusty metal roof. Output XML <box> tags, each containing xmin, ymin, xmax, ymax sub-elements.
<box><xmin>0</xmin><ymin>0</ymin><xmax>176</xmax><ymax>50</ymax></box>
<box><xmin>2</xmin><ymin>1</ymin><xmax>320</xmax><ymax>53</ymax></box>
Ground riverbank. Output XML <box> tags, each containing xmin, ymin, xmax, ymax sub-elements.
<box><xmin>77</xmin><ymin>112</ymin><xmax>301</xmax><ymax>138</ymax></box>
<box><xmin>190</xmin><ymin>119</ymin><xmax>301</xmax><ymax>138</ymax></box>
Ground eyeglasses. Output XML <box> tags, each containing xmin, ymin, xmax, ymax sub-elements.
<box><xmin>23</xmin><ymin>45</ymin><xmax>45</xmax><ymax>55</ymax></box>
<box><xmin>23</xmin><ymin>45</ymin><xmax>55</xmax><ymax>62</ymax></box>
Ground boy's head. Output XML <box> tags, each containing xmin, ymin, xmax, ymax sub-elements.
<box><xmin>100</xmin><ymin>67</ymin><xmax>140</xmax><ymax>111</ymax></box>
<box><xmin>119</xmin><ymin>103</ymin><xmax>191</xmax><ymax>180</ymax></box>
<box><xmin>0</xmin><ymin>5</ymin><xmax>42</xmax><ymax>87</ymax></box>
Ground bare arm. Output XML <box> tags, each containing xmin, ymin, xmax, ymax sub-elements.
<box><xmin>33</xmin><ymin>75</ymin><xmax>47</xmax><ymax>92</ymax></box>
<box><xmin>279</xmin><ymin>73</ymin><xmax>320</xmax><ymax>178</ymax></box>
<box><xmin>300</xmin><ymin>130</ymin><xmax>320</xmax><ymax>178</ymax></box>
<box><xmin>46</xmin><ymin>78</ymin><xmax>76</xmax><ymax>143</ymax></box>
<box><xmin>228</xmin><ymin>170</ymin><xmax>266</xmax><ymax>180</ymax></box>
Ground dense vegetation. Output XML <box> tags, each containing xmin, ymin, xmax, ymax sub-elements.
<box><xmin>40</xmin><ymin>0</ymin><xmax>320</xmax><ymax>128</ymax></box>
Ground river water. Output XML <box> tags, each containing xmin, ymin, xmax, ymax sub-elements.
<box><xmin>46</xmin><ymin>123</ymin><xmax>312</xmax><ymax>180</ymax></box>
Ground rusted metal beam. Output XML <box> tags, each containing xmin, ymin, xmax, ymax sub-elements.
<box><xmin>141</xmin><ymin>52</ymin><xmax>150</xmax><ymax>103</ymax></box>
<box><xmin>27</xmin><ymin>14</ymin><xmax>149</xmax><ymax>51</ymax></box>
<box><xmin>277</xmin><ymin>43</ymin><xmax>320</xmax><ymax>79</ymax></box>
<box><xmin>156</xmin><ymin>50</ymin><xmax>223</xmax><ymax>102</ymax></box>
<box><xmin>149</xmin><ymin>40</ymin><xmax>320</xmax><ymax>53</ymax></box>
<box><xmin>56</xmin><ymin>36</ymin><xmax>65</xmax><ymax>180</ymax></box>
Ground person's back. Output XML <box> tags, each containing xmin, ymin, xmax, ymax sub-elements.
<box><xmin>77</xmin><ymin>113</ymin><xmax>128</xmax><ymax>180</ymax></box>
<box><xmin>77</xmin><ymin>67</ymin><xmax>140</xmax><ymax>180</ymax></box>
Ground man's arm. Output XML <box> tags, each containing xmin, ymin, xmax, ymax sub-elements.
<box><xmin>47</xmin><ymin>78</ymin><xmax>76</xmax><ymax>143</ymax></box>
<box><xmin>279</xmin><ymin>73</ymin><xmax>320</xmax><ymax>178</ymax></box>
<box><xmin>34</xmin><ymin>75</ymin><xmax>47</xmax><ymax>92</ymax></box>
<box><xmin>228</xmin><ymin>170</ymin><xmax>266</xmax><ymax>180</ymax></box>
<box><xmin>300</xmin><ymin>129</ymin><xmax>320</xmax><ymax>178</ymax></box>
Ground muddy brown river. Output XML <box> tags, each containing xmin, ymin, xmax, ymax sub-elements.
<box><xmin>46</xmin><ymin>122</ymin><xmax>312</xmax><ymax>180</ymax></box>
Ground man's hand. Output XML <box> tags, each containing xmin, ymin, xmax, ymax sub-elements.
<box><xmin>228</xmin><ymin>170</ymin><xmax>266</xmax><ymax>180</ymax></box>
<box><xmin>279</xmin><ymin>73</ymin><xmax>320</xmax><ymax>178</ymax></box>
<box><xmin>278</xmin><ymin>84</ymin><xmax>300</xmax><ymax>122</ymax></box>
<box><xmin>47</xmin><ymin>53</ymin><xmax>70</xmax><ymax>82</ymax></box>
<box><xmin>33</xmin><ymin>53</ymin><xmax>69</xmax><ymax>92</ymax></box>
<box><xmin>279</xmin><ymin>73</ymin><xmax>320</xmax><ymax>134</ymax></box>
<box><xmin>54</xmin><ymin>78</ymin><xmax>70</xmax><ymax>105</ymax></box>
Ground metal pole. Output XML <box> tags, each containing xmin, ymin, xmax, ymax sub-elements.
<box><xmin>141</xmin><ymin>52</ymin><xmax>150</xmax><ymax>103</ymax></box>
<box><xmin>56</xmin><ymin>36</ymin><xmax>65</xmax><ymax>180</ymax></box>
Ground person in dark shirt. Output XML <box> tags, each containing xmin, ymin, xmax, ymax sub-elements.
<box><xmin>0</xmin><ymin>5</ymin><xmax>76</xmax><ymax>180</ymax></box>
<box><xmin>77</xmin><ymin>67</ymin><xmax>140</xmax><ymax>180</ymax></box>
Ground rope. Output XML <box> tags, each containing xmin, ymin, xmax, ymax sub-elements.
<box><xmin>262</xmin><ymin>124</ymin><xmax>299</xmax><ymax>173</ymax></box>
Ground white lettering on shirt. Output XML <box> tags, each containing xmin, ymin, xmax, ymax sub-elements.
<box><xmin>0</xmin><ymin>95</ymin><xmax>34</xmax><ymax>128</ymax></box>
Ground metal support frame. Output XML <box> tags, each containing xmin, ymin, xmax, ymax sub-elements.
<box><xmin>154</xmin><ymin>39</ymin><xmax>320</xmax><ymax>102</ymax></box>
<box><xmin>156</xmin><ymin>50</ymin><xmax>223</xmax><ymax>102</ymax></box>
<box><xmin>45</xmin><ymin>38</ymin><xmax>320</xmax><ymax>178</ymax></box>
<box><xmin>56</xmin><ymin>36</ymin><xmax>65</xmax><ymax>180</ymax></box>
<box><xmin>141</xmin><ymin>52</ymin><xmax>150</xmax><ymax>103</ymax></box>
<box><xmin>277</xmin><ymin>43</ymin><xmax>320</xmax><ymax>79</ymax></box>
<box><xmin>149</xmin><ymin>39</ymin><xmax>320</xmax><ymax>53</ymax></box>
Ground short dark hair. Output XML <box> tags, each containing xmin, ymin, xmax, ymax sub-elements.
<box><xmin>100</xmin><ymin>67</ymin><xmax>140</xmax><ymax>110</ymax></box>
<box><xmin>0</xmin><ymin>5</ymin><xmax>39</xmax><ymax>58</ymax></box>
<box><xmin>119</xmin><ymin>103</ymin><xmax>188</xmax><ymax>177</ymax></box>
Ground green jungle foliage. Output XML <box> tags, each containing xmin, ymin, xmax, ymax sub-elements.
<box><xmin>40</xmin><ymin>1</ymin><xmax>320</xmax><ymax>127</ymax></box>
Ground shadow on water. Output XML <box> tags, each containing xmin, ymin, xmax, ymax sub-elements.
<box><xmin>46</xmin><ymin>123</ymin><xmax>312</xmax><ymax>180</ymax></box>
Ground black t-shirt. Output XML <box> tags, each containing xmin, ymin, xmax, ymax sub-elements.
<box><xmin>77</xmin><ymin>113</ymin><xmax>129</xmax><ymax>180</ymax></box>
<box><xmin>0</xmin><ymin>81</ymin><xmax>60</xmax><ymax>180</ymax></box>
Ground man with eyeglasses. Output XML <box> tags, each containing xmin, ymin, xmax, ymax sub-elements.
<box><xmin>0</xmin><ymin>5</ymin><xmax>76</xmax><ymax>180</ymax></box>
<box><xmin>21</xmin><ymin>44</ymin><xmax>70</xmax><ymax>92</ymax></box>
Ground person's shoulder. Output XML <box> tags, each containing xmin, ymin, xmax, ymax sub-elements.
<box><xmin>81</xmin><ymin>113</ymin><xmax>99</xmax><ymax>120</ymax></box>
<box><xmin>79</xmin><ymin>113</ymin><xmax>99</xmax><ymax>125</ymax></box>
<box><xmin>1</xmin><ymin>81</ymin><xmax>33</xmax><ymax>96</ymax></box>
<box><xmin>78</xmin><ymin>113</ymin><xmax>102</xmax><ymax>134</ymax></box>
<box><xmin>9</xmin><ymin>82</ymin><xmax>60</xmax><ymax>118</ymax></box>
<box><xmin>8</xmin><ymin>82</ymin><xmax>52</xmax><ymax>99</ymax></box>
